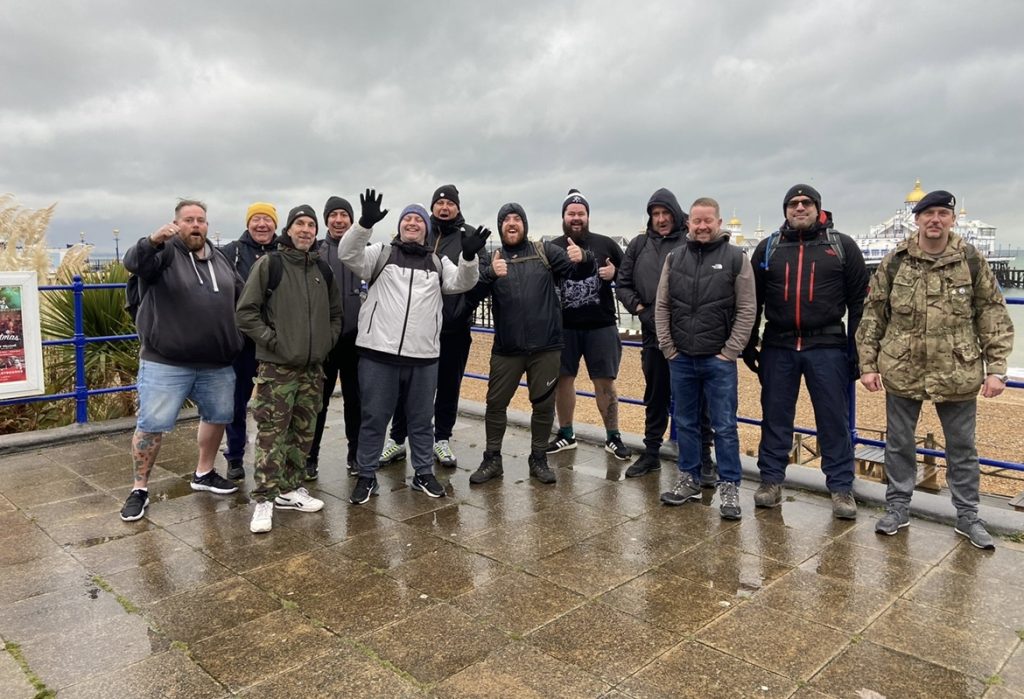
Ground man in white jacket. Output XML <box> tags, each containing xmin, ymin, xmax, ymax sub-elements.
<box><xmin>338</xmin><ymin>190</ymin><xmax>488</xmax><ymax>504</ymax></box>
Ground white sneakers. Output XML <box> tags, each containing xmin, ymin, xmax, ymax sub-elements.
<box><xmin>250</xmin><ymin>488</ymin><xmax>325</xmax><ymax>534</ymax></box>
<box><xmin>250</xmin><ymin>501</ymin><xmax>274</xmax><ymax>533</ymax></box>
<box><xmin>274</xmin><ymin>488</ymin><xmax>325</xmax><ymax>512</ymax></box>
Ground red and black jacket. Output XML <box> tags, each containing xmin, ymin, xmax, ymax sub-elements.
<box><xmin>747</xmin><ymin>212</ymin><xmax>868</xmax><ymax>352</ymax></box>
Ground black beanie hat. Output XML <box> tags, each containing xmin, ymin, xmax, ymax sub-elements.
<box><xmin>497</xmin><ymin>203</ymin><xmax>528</xmax><ymax>237</ymax></box>
<box><xmin>431</xmin><ymin>185</ymin><xmax>460</xmax><ymax>209</ymax></box>
<box><xmin>783</xmin><ymin>184</ymin><xmax>822</xmax><ymax>212</ymax></box>
<box><xmin>285</xmin><ymin>204</ymin><xmax>319</xmax><ymax>234</ymax></box>
<box><xmin>912</xmin><ymin>190</ymin><xmax>956</xmax><ymax>214</ymax></box>
<box><xmin>562</xmin><ymin>188</ymin><xmax>590</xmax><ymax>215</ymax></box>
<box><xmin>322</xmin><ymin>196</ymin><xmax>354</xmax><ymax>224</ymax></box>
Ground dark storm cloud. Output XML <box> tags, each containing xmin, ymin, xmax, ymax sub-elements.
<box><xmin>1</xmin><ymin>0</ymin><xmax>1021</xmax><ymax>250</ymax></box>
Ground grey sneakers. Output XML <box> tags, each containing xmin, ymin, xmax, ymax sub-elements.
<box><xmin>660</xmin><ymin>473</ymin><xmax>701</xmax><ymax>506</ymax></box>
<box><xmin>718</xmin><ymin>482</ymin><xmax>742</xmax><ymax>520</ymax></box>
<box><xmin>955</xmin><ymin>516</ymin><xmax>996</xmax><ymax>550</ymax></box>
<box><xmin>753</xmin><ymin>482</ymin><xmax>782</xmax><ymax>508</ymax></box>
<box><xmin>875</xmin><ymin>506</ymin><xmax>910</xmax><ymax>536</ymax></box>
<box><xmin>433</xmin><ymin>440</ymin><xmax>457</xmax><ymax>468</ymax></box>
<box><xmin>379</xmin><ymin>438</ymin><xmax>407</xmax><ymax>466</ymax></box>
<box><xmin>830</xmin><ymin>491</ymin><xmax>858</xmax><ymax>520</ymax></box>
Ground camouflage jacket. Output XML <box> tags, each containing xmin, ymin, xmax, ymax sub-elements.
<box><xmin>855</xmin><ymin>233</ymin><xmax>1014</xmax><ymax>402</ymax></box>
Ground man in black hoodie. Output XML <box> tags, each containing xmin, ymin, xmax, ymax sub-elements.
<box><xmin>307</xmin><ymin>196</ymin><xmax>363</xmax><ymax>480</ymax></box>
<box><xmin>119</xmin><ymin>200</ymin><xmax>244</xmax><ymax>522</ymax></box>
<box><xmin>744</xmin><ymin>184</ymin><xmax>869</xmax><ymax>519</ymax></box>
<box><xmin>380</xmin><ymin>185</ymin><xmax>481</xmax><ymax>470</ymax></box>
<box><xmin>220</xmin><ymin>202</ymin><xmax>280</xmax><ymax>480</ymax></box>
<box><xmin>616</xmin><ymin>189</ymin><xmax>716</xmax><ymax>481</ymax></box>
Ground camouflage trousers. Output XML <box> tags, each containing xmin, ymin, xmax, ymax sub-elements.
<box><xmin>251</xmin><ymin>362</ymin><xmax>324</xmax><ymax>502</ymax></box>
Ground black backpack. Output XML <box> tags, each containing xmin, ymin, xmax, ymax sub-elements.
<box><xmin>264</xmin><ymin>251</ymin><xmax>334</xmax><ymax>299</ymax></box>
<box><xmin>124</xmin><ymin>255</ymin><xmax>171</xmax><ymax>323</ymax></box>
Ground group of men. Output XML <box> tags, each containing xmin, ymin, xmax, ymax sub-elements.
<box><xmin>120</xmin><ymin>182</ymin><xmax>1014</xmax><ymax>547</ymax></box>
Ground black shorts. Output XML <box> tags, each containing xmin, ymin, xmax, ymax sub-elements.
<box><xmin>560</xmin><ymin>325</ymin><xmax>622</xmax><ymax>379</ymax></box>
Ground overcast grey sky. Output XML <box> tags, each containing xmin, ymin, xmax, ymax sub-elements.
<box><xmin>2</xmin><ymin>0</ymin><xmax>1023</xmax><ymax>252</ymax></box>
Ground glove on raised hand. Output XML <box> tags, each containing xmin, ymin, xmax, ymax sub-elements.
<box><xmin>358</xmin><ymin>188</ymin><xmax>388</xmax><ymax>229</ymax></box>
<box><xmin>461</xmin><ymin>226</ymin><xmax>491</xmax><ymax>261</ymax></box>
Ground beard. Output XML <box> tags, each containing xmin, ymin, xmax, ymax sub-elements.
<box><xmin>181</xmin><ymin>231</ymin><xmax>207</xmax><ymax>252</ymax></box>
<box><xmin>562</xmin><ymin>221</ymin><xmax>589</xmax><ymax>239</ymax></box>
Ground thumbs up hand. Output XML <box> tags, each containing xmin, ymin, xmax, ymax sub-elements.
<box><xmin>598</xmin><ymin>256</ymin><xmax>615</xmax><ymax>281</ymax></box>
<box><xmin>491</xmin><ymin>249</ymin><xmax>508</xmax><ymax>277</ymax></box>
<box><xmin>566</xmin><ymin>237</ymin><xmax>583</xmax><ymax>263</ymax></box>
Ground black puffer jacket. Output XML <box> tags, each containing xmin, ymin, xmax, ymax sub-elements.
<box><xmin>428</xmin><ymin>213</ymin><xmax>480</xmax><ymax>334</ymax></box>
<box><xmin>615</xmin><ymin>188</ymin><xmax>688</xmax><ymax>347</ymax></box>
<box><xmin>748</xmin><ymin>212</ymin><xmax>868</xmax><ymax>352</ymax></box>
<box><xmin>475</xmin><ymin>236</ymin><xmax>595</xmax><ymax>356</ymax></box>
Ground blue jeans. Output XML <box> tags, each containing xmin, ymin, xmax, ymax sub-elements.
<box><xmin>136</xmin><ymin>360</ymin><xmax>235</xmax><ymax>433</ymax></box>
<box><xmin>756</xmin><ymin>346</ymin><xmax>854</xmax><ymax>492</ymax></box>
<box><xmin>669</xmin><ymin>354</ymin><xmax>741</xmax><ymax>483</ymax></box>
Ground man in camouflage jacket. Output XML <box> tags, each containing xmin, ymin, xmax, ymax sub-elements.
<box><xmin>856</xmin><ymin>189</ymin><xmax>1014</xmax><ymax>548</ymax></box>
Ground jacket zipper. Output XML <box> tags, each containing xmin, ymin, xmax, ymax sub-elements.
<box><xmin>690</xmin><ymin>246</ymin><xmax>702</xmax><ymax>341</ymax></box>
<box><xmin>305</xmin><ymin>256</ymin><xmax>313</xmax><ymax>366</ymax></box>
<box><xmin>795</xmin><ymin>242</ymin><xmax>805</xmax><ymax>351</ymax></box>
<box><xmin>809</xmin><ymin>261</ymin><xmax>815</xmax><ymax>303</ymax></box>
<box><xmin>397</xmin><ymin>267</ymin><xmax>414</xmax><ymax>355</ymax></box>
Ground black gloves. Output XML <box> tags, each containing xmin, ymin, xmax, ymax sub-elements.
<box><xmin>742</xmin><ymin>346</ymin><xmax>760</xmax><ymax>375</ymax></box>
<box><xmin>358</xmin><ymin>189</ymin><xmax>388</xmax><ymax>229</ymax></box>
<box><xmin>461</xmin><ymin>226</ymin><xmax>491</xmax><ymax>261</ymax></box>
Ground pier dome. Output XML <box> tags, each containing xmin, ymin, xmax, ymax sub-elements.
<box><xmin>905</xmin><ymin>179</ymin><xmax>925</xmax><ymax>204</ymax></box>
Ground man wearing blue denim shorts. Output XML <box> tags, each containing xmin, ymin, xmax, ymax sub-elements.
<box><xmin>120</xmin><ymin>200</ymin><xmax>245</xmax><ymax>521</ymax></box>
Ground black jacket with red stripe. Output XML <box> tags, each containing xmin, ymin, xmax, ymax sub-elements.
<box><xmin>748</xmin><ymin>213</ymin><xmax>868</xmax><ymax>352</ymax></box>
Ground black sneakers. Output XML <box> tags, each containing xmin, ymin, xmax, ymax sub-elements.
<box><xmin>346</xmin><ymin>459</ymin><xmax>359</xmax><ymax>477</ymax></box>
<box><xmin>191</xmin><ymin>470</ymin><xmax>239</xmax><ymax>494</ymax></box>
<box><xmin>604</xmin><ymin>435</ymin><xmax>631</xmax><ymax>461</ymax></box>
<box><xmin>226</xmin><ymin>459</ymin><xmax>245</xmax><ymax>481</ymax></box>
<box><xmin>411</xmin><ymin>473</ymin><xmax>446</xmax><ymax>498</ymax></box>
<box><xmin>528</xmin><ymin>451</ymin><xmax>557</xmax><ymax>484</ymax></box>
<box><xmin>545</xmin><ymin>434</ymin><xmax>577</xmax><ymax>454</ymax></box>
<box><xmin>120</xmin><ymin>489</ymin><xmax>149</xmax><ymax>521</ymax></box>
<box><xmin>470</xmin><ymin>451</ymin><xmax>503</xmax><ymax>484</ymax></box>
<box><xmin>350</xmin><ymin>476</ymin><xmax>379</xmax><ymax>505</ymax></box>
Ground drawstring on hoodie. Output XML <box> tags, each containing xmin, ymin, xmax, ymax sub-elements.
<box><xmin>188</xmin><ymin>246</ymin><xmax>220</xmax><ymax>293</ymax></box>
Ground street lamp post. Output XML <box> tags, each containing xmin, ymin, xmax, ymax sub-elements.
<box><xmin>113</xmin><ymin>228</ymin><xmax>120</xmax><ymax>260</ymax></box>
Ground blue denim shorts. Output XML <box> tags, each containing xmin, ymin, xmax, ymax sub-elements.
<box><xmin>136</xmin><ymin>360</ymin><xmax>235</xmax><ymax>433</ymax></box>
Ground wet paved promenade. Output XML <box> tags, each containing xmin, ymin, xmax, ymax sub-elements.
<box><xmin>1</xmin><ymin>408</ymin><xmax>1023</xmax><ymax>698</ymax></box>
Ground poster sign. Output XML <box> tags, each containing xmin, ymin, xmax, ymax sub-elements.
<box><xmin>0</xmin><ymin>272</ymin><xmax>45</xmax><ymax>399</ymax></box>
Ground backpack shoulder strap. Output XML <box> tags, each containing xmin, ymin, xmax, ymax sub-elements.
<box><xmin>761</xmin><ymin>231</ymin><xmax>782</xmax><ymax>269</ymax></box>
<box><xmin>368</xmin><ymin>245</ymin><xmax>395</xmax><ymax>287</ymax></box>
<box><xmin>533</xmin><ymin>240</ymin><xmax>551</xmax><ymax>269</ymax></box>
<box><xmin>826</xmin><ymin>229</ymin><xmax>846</xmax><ymax>265</ymax></box>
<box><xmin>885</xmin><ymin>249</ymin><xmax>906</xmax><ymax>287</ymax></box>
<box><xmin>265</xmin><ymin>252</ymin><xmax>283</xmax><ymax>296</ymax></box>
<box><xmin>963</xmin><ymin>242</ymin><xmax>981</xmax><ymax>284</ymax></box>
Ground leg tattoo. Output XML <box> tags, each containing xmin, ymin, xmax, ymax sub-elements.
<box><xmin>131</xmin><ymin>430</ymin><xmax>162</xmax><ymax>487</ymax></box>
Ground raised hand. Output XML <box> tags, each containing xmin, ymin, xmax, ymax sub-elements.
<box><xmin>462</xmin><ymin>225</ymin><xmax>491</xmax><ymax>261</ymax></box>
<box><xmin>598</xmin><ymin>256</ymin><xmax>615</xmax><ymax>281</ymax></box>
<box><xmin>566</xmin><ymin>237</ymin><xmax>583</xmax><ymax>263</ymax></box>
<box><xmin>150</xmin><ymin>222</ymin><xmax>179</xmax><ymax>245</ymax></box>
<box><xmin>491</xmin><ymin>249</ymin><xmax>508</xmax><ymax>277</ymax></box>
<box><xmin>358</xmin><ymin>188</ymin><xmax>388</xmax><ymax>229</ymax></box>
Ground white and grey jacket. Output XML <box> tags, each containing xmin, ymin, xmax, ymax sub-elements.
<box><xmin>337</xmin><ymin>224</ymin><xmax>479</xmax><ymax>360</ymax></box>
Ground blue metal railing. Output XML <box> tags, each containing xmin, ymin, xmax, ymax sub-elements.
<box><xmin>0</xmin><ymin>276</ymin><xmax>138</xmax><ymax>423</ymax></box>
<box><xmin>1</xmin><ymin>277</ymin><xmax>1021</xmax><ymax>475</ymax></box>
